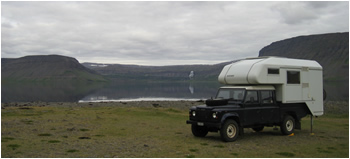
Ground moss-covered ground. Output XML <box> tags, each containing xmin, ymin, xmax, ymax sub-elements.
<box><xmin>2</xmin><ymin>102</ymin><xmax>348</xmax><ymax>157</ymax></box>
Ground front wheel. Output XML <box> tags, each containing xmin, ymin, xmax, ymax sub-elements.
<box><xmin>280</xmin><ymin>115</ymin><xmax>295</xmax><ymax>135</ymax></box>
<box><xmin>191</xmin><ymin>124</ymin><xmax>208</xmax><ymax>137</ymax></box>
<box><xmin>220</xmin><ymin>119</ymin><xmax>239</xmax><ymax>142</ymax></box>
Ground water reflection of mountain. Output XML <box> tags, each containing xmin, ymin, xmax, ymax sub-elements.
<box><xmin>2</xmin><ymin>80</ymin><xmax>347</xmax><ymax>103</ymax></box>
<box><xmin>80</xmin><ymin>81</ymin><xmax>347</xmax><ymax>102</ymax></box>
<box><xmin>80</xmin><ymin>81</ymin><xmax>222</xmax><ymax>102</ymax></box>
<box><xmin>1</xmin><ymin>81</ymin><xmax>105</xmax><ymax>103</ymax></box>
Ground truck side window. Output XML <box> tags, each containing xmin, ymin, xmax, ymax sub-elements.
<box><xmin>232</xmin><ymin>89</ymin><xmax>245</xmax><ymax>100</ymax></box>
<box><xmin>261</xmin><ymin>91</ymin><xmax>273</xmax><ymax>104</ymax></box>
<box><xmin>244</xmin><ymin>91</ymin><xmax>258</xmax><ymax>104</ymax></box>
<box><xmin>217</xmin><ymin>90</ymin><xmax>230</xmax><ymax>99</ymax></box>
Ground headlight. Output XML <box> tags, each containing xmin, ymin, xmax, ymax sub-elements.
<box><xmin>192</xmin><ymin>111</ymin><xmax>196</xmax><ymax>117</ymax></box>
<box><xmin>212</xmin><ymin>112</ymin><xmax>217</xmax><ymax>119</ymax></box>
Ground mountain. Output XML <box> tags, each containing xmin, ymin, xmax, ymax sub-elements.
<box><xmin>259</xmin><ymin>32</ymin><xmax>349</xmax><ymax>81</ymax></box>
<box><xmin>84</xmin><ymin>33</ymin><xmax>349</xmax><ymax>82</ymax></box>
<box><xmin>3</xmin><ymin>33</ymin><xmax>347</xmax><ymax>83</ymax></box>
<box><xmin>1</xmin><ymin>55</ymin><xmax>107</xmax><ymax>82</ymax></box>
<box><xmin>82</xmin><ymin>61</ymin><xmax>236</xmax><ymax>81</ymax></box>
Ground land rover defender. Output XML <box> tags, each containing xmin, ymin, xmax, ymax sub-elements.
<box><xmin>186</xmin><ymin>57</ymin><xmax>323</xmax><ymax>142</ymax></box>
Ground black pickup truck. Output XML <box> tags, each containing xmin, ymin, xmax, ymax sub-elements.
<box><xmin>186</xmin><ymin>85</ymin><xmax>310</xmax><ymax>142</ymax></box>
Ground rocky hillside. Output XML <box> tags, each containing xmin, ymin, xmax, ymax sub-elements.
<box><xmin>2</xmin><ymin>55</ymin><xmax>107</xmax><ymax>82</ymax></box>
<box><xmin>83</xmin><ymin>61</ymin><xmax>235</xmax><ymax>81</ymax></box>
<box><xmin>259</xmin><ymin>32</ymin><xmax>349</xmax><ymax>81</ymax></box>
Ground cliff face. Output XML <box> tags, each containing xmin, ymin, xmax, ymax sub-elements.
<box><xmin>83</xmin><ymin>61</ymin><xmax>235</xmax><ymax>81</ymax></box>
<box><xmin>1</xmin><ymin>55</ymin><xmax>106</xmax><ymax>82</ymax></box>
<box><xmin>259</xmin><ymin>32</ymin><xmax>349</xmax><ymax>81</ymax></box>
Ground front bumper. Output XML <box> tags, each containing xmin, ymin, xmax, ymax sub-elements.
<box><xmin>186</xmin><ymin>120</ymin><xmax>221</xmax><ymax>128</ymax></box>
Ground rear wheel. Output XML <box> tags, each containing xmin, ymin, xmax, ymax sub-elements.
<box><xmin>220</xmin><ymin>119</ymin><xmax>239</xmax><ymax>142</ymax></box>
<box><xmin>281</xmin><ymin>115</ymin><xmax>295</xmax><ymax>135</ymax></box>
<box><xmin>191</xmin><ymin>124</ymin><xmax>208</xmax><ymax>137</ymax></box>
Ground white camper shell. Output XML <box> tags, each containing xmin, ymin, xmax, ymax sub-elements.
<box><xmin>218</xmin><ymin>57</ymin><xmax>323</xmax><ymax>116</ymax></box>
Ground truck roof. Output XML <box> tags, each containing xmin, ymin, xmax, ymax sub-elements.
<box><xmin>243</xmin><ymin>56</ymin><xmax>322</xmax><ymax>70</ymax></box>
<box><xmin>220</xmin><ymin>85</ymin><xmax>275</xmax><ymax>90</ymax></box>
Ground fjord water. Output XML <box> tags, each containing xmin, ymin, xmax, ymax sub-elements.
<box><xmin>2</xmin><ymin>80</ymin><xmax>348</xmax><ymax>103</ymax></box>
<box><xmin>1</xmin><ymin>81</ymin><xmax>222</xmax><ymax>103</ymax></box>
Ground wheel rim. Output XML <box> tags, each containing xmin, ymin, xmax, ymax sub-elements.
<box><xmin>286</xmin><ymin>120</ymin><xmax>294</xmax><ymax>131</ymax></box>
<box><xmin>227</xmin><ymin>124</ymin><xmax>237</xmax><ymax>138</ymax></box>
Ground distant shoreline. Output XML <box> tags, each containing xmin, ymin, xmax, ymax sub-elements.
<box><xmin>1</xmin><ymin>100</ymin><xmax>348</xmax><ymax>115</ymax></box>
<box><xmin>1</xmin><ymin>100</ymin><xmax>206</xmax><ymax>110</ymax></box>
<box><xmin>78</xmin><ymin>97</ymin><xmax>204</xmax><ymax>103</ymax></box>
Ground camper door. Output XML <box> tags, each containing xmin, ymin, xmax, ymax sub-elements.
<box><xmin>283</xmin><ymin>68</ymin><xmax>302</xmax><ymax>102</ymax></box>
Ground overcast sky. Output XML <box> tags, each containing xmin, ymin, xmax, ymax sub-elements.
<box><xmin>1</xmin><ymin>1</ymin><xmax>349</xmax><ymax>66</ymax></box>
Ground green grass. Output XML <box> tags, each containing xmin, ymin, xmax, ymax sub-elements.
<box><xmin>67</xmin><ymin>149</ymin><xmax>79</xmax><ymax>153</ymax></box>
<box><xmin>230</xmin><ymin>152</ymin><xmax>239</xmax><ymax>156</ymax></box>
<box><xmin>2</xmin><ymin>137</ymin><xmax>15</xmax><ymax>142</ymax></box>
<box><xmin>38</xmin><ymin>133</ymin><xmax>52</xmax><ymax>136</ymax></box>
<box><xmin>189</xmin><ymin>148</ymin><xmax>198</xmax><ymax>152</ymax></box>
<box><xmin>2</xmin><ymin>104</ymin><xmax>348</xmax><ymax>158</ymax></box>
<box><xmin>213</xmin><ymin>144</ymin><xmax>225</xmax><ymax>148</ymax></box>
<box><xmin>276</xmin><ymin>152</ymin><xmax>295</xmax><ymax>157</ymax></box>
<box><xmin>79</xmin><ymin>128</ymin><xmax>89</xmax><ymax>131</ymax></box>
<box><xmin>7</xmin><ymin>144</ymin><xmax>21</xmax><ymax>150</ymax></box>
<box><xmin>48</xmin><ymin>140</ymin><xmax>60</xmax><ymax>143</ymax></box>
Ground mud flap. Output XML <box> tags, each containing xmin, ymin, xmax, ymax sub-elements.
<box><xmin>295</xmin><ymin>120</ymin><xmax>301</xmax><ymax>130</ymax></box>
<box><xmin>239</xmin><ymin>126</ymin><xmax>244</xmax><ymax>136</ymax></box>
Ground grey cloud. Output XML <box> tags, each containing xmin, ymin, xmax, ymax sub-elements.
<box><xmin>272</xmin><ymin>2</ymin><xmax>318</xmax><ymax>25</ymax></box>
<box><xmin>1</xmin><ymin>1</ymin><xmax>348</xmax><ymax>65</ymax></box>
<box><xmin>272</xmin><ymin>1</ymin><xmax>348</xmax><ymax>25</ymax></box>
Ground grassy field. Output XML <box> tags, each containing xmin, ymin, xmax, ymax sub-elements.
<box><xmin>2</xmin><ymin>102</ymin><xmax>349</xmax><ymax>158</ymax></box>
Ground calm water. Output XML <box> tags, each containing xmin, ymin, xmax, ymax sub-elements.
<box><xmin>78</xmin><ymin>81</ymin><xmax>221</xmax><ymax>102</ymax></box>
<box><xmin>1</xmin><ymin>81</ymin><xmax>221</xmax><ymax>103</ymax></box>
<box><xmin>1</xmin><ymin>80</ymin><xmax>348</xmax><ymax>103</ymax></box>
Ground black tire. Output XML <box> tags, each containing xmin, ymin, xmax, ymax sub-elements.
<box><xmin>280</xmin><ymin>115</ymin><xmax>295</xmax><ymax>135</ymax></box>
<box><xmin>220</xmin><ymin>119</ymin><xmax>239</xmax><ymax>142</ymax></box>
<box><xmin>252</xmin><ymin>126</ymin><xmax>264</xmax><ymax>132</ymax></box>
<box><xmin>191</xmin><ymin>124</ymin><xmax>208</xmax><ymax>137</ymax></box>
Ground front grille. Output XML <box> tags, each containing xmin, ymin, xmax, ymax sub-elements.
<box><xmin>196</xmin><ymin>109</ymin><xmax>211</xmax><ymax>121</ymax></box>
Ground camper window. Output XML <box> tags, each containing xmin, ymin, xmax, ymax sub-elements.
<box><xmin>268</xmin><ymin>68</ymin><xmax>279</xmax><ymax>75</ymax></box>
<box><xmin>287</xmin><ymin>71</ymin><xmax>300</xmax><ymax>84</ymax></box>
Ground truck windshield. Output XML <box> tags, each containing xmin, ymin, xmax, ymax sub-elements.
<box><xmin>216</xmin><ymin>89</ymin><xmax>245</xmax><ymax>102</ymax></box>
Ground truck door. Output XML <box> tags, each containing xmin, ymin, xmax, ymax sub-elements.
<box><xmin>260</xmin><ymin>90</ymin><xmax>279</xmax><ymax>124</ymax></box>
<box><xmin>243</xmin><ymin>90</ymin><xmax>260</xmax><ymax>126</ymax></box>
